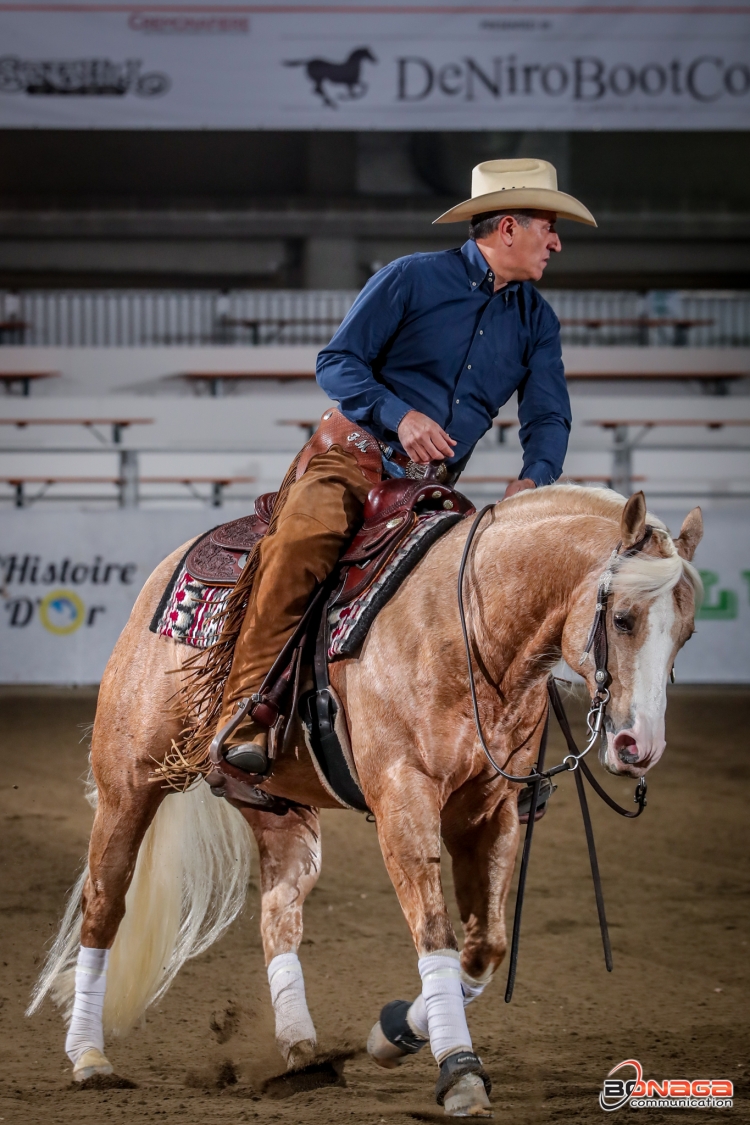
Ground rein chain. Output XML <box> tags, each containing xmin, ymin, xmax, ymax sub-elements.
<box><xmin>457</xmin><ymin>504</ymin><xmax>650</xmax><ymax>1000</ymax></box>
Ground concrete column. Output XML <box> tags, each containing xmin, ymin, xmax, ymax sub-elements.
<box><xmin>610</xmin><ymin>425</ymin><xmax>633</xmax><ymax>497</ymax></box>
<box><xmin>304</xmin><ymin>237</ymin><xmax>358</xmax><ymax>289</ymax></box>
<box><xmin>119</xmin><ymin>449</ymin><xmax>139</xmax><ymax>509</ymax></box>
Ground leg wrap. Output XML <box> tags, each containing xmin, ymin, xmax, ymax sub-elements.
<box><xmin>267</xmin><ymin>953</ymin><xmax>316</xmax><ymax>1053</ymax></box>
<box><xmin>65</xmin><ymin>946</ymin><xmax>109</xmax><ymax>1065</ymax></box>
<box><xmin>406</xmin><ymin>964</ymin><xmax>491</xmax><ymax>1043</ymax></box>
<box><xmin>418</xmin><ymin>949</ymin><xmax>473</xmax><ymax>1064</ymax></box>
<box><xmin>407</xmin><ymin>992</ymin><xmax>428</xmax><ymax>1039</ymax></box>
<box><xmin>461</xmin><ymin>966</ymin><xmax>493</xmax><ymax>1005</ymax></box>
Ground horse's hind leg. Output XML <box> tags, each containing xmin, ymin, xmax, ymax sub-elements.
<box><xmin>66</xmin><ymin>625</ymin><xmax>179</xmax><ymax>1079</ymax></box>
<box><xmin>242</xmin><ymin>805</ymin><xmax>321</xmax><ymax>1068</ymax></box>
<box><xmin>67</xmin><ymin>770</ymin><xmax>165</xmax><ymax>1079</ymax></box>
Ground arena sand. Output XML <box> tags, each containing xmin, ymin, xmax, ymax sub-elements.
<box><xmin>0</xmin><ymin>685</ymin><xmax>748</xmax><ymax>1125</ymax></box>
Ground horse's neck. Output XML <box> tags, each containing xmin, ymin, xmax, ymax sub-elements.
<box><xmin>469</xmin><ymin>513</ymin><xmax>613</xmax><ymax>695</ymax></box>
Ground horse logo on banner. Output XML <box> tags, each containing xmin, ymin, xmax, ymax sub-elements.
<box><xmin>284</xmin><ymin>47</ymin><xmax>377</xmax><ymax>108</ymax></box>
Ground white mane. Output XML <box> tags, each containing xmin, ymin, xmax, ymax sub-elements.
<box><xmin>612</xmin><ymin>528</ymin><xmax>702</xmax><ymax>604</ymax></box>
<box><xmin>502</xmin><ymin>484</ymin><xmax>702</xmax><ymax>605</ymax></box>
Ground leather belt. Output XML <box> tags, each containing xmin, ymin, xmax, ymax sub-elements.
<box><xmin>378</xmin><ymin>443</ymin><xmax>454</xmax><ymax>484</ymax></box>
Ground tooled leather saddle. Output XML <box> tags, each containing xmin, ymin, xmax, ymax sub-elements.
<box><xmin>185</xmin><ymin>491</ymin><xmax>276</xmax><ymax>586</ymax></box>
<box><xmin>201</xmin><ymin>474</ymin><xmax>474</xmax><ymax>808</ymax></box>
<box><xmin>194</xmin><ymin>415</ymin><xmax>475</xmax><ymax>815</ymax></box>
<box><xmin>185</xmin><ymin>474</ymin><xmax>473</xmax><ymax>604</ymax></box>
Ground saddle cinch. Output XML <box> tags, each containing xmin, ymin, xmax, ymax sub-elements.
<box><xmin>192</xmin><ymin>470</ymin><xmax>475</xmax><ymax>812</ymax></box>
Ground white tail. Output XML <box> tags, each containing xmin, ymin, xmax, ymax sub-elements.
<box><xmin>28</xmin><ymin>780</ymin><xmax>253</xmax><ymax>1036</ymax></box>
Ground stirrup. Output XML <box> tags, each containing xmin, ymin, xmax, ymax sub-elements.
<box><xmin>210</xmin><ymin>696</ymin><xmax>275</xmax><ymax>766</ymax></box>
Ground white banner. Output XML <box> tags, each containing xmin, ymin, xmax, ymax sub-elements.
<box><xmin>0</xmin><ymin>2</ymin><xmax>748</xmax><ymax>130</ymax></box>
<box><xmin>0</xmin><ymin>505</ymin><xmax>748</xmax><ymax>684</ymax></box>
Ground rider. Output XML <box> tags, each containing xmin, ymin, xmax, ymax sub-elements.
<box><xmin>219</xmin><ymin>158</ymin><xmax>596</xmax><ymax>773</ymax></box>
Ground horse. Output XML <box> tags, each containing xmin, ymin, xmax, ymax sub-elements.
<box><xmin>285</xmin><ymin>47</ymin><xmax>377</xmax><ymax>108</ymax></box>
<box><xmin>28</xmin><ymin>487</ymin><xmax>702</xmax><ymax>1115</ymax></box>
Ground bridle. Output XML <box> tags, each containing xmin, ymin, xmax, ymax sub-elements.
<box><xmin>457</xmin><ymin>504</ymin><xmax>652</xmax><ymax>999</ymax></box>
<box><xmin>458</xmin><ymin>505</ymin><xmax>653</xmax><ymax>789</ymax></box>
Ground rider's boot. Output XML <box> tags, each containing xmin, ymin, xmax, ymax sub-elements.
<box><xmin>215</xmin><ymin>445</ymin><xmax>372</xmax><ymax>778</ymax></box>
<box><xmin>224</xmin><ymin>718</ymin><xmax>270</xmax><ymax>775</ymax></box>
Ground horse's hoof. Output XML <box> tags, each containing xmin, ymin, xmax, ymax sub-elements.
<box><xmin>443</xmin><ymin>1074</ymin><xmax>493</xmax><ymax>1117</ymax></box>
<box><xmin>72</xmin><ymin>1048</ymin><xmax>114</xmax><ymax>1082</ymax></box>
<box><xmin>285</xmin><ymin>1038</ymin><xmax>316</xmax><ymax>1071</ymax></box>
<box><xmin>367</xmin><ymin>1020</ymin><xmax>408</xmax><ymax>1069</ymax></box>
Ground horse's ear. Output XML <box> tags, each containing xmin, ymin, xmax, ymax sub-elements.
<box><xmin>675</xmin><ymin>507</ymin><xmax>703</xmax><ymax>561</ymax></box>
<box><xmin>620</xmin><ymin>491</ymin><xmax>647</xmax><ymax>548</ymax></box>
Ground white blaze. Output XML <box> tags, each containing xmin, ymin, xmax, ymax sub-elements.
<box><xmin>607</xmin><ymin>590</ymin><xmax>675</xmax><ymax>770</ymax></box>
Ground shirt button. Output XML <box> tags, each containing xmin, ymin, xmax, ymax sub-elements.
<box><xmin>467</xmin><ymin>364</ymin><xmax>472</xmax><ymax>369</ymax></box>
<box><xmin>471</xmin><ymin>281</ymin><xmax>477</xmax><ymax>287</ymax></box>
<box><xmin>455</xmin><ymin>398</ymin><xmax>460</xmax><ymax>404</ymax></box>
<box><xmin>479</xmin><ymin>330</ymin><xmax>483</xmax><ymax>335</ymax></box>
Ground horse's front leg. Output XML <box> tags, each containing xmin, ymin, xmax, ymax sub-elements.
<box><xmin>441</xmin><ymin>783</ymin><xmax>520</xmax><ymax>993</ymax></box>
<box><xmin>367</xmin><ymin>766</ymin><xmax>492</xmax><ymax>1117</ymax></box>
<box><xmin>242</xmin><ymin>805</ymin><xmax>321</xmax><ymax>1069</ymax></box>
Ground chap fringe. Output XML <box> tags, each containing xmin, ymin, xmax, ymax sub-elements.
<box><xmin>156</xmin><ymin>452</ymin><xmax>301</xmax><ymax>787</ymax></box>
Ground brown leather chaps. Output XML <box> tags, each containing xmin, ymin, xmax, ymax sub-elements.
<box><xmin>217</xmin><ymin>412</ymin><xmax>380</xmax><ymax>732</ymax></box>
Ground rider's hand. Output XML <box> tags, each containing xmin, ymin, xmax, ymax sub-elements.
<box><xmin>503</xmin><ymin>478</ymin><xmax>536</xmax><ymax>499</ymax></box>
<box><xmin>397</xmin><ymin>410</ymin><xmax>457</xmax><ymax>464</ymax></box>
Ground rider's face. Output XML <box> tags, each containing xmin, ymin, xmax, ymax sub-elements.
<box><xmin>514</xmin><ymin>213</ymin><xmax>561</xmax><ymax>281</ymax></box>
<box><xmin>477</xmin><ymin>210</ymin><xmax>562</xmax><ymax>284</ymax></box>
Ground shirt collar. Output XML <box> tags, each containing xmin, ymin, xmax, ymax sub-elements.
<box><xmin>460</xmin><ymin>240</ymin><xmax>521</xmax><ymax>298</ymax></box>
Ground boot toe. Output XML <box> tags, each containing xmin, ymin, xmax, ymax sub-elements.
<box><xmin>225</xmin><ymin>743</ymin><xmax>269</xmax><ymax>774</ymax></box>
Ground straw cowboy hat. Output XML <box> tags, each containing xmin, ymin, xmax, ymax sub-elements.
<box><xmin>433</xmin><ymin>158</ymin><xmax>596</xmax><ymax>227</ymax></box>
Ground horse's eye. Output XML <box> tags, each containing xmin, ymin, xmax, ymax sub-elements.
<box><xmin>613</xmin><ymin>611</ymin><xmax>635</xmax><ymax>633</ymax></box>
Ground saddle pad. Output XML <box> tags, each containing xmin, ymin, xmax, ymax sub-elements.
<box><xmin>149</xmin><ymin>537</ymin><xmax>231</xmax><ymax>649</ymax></box>
<box><xmin>328</xmin><ymin>510</ymin><xmax>462</xmax><ymax>659</ymax></box>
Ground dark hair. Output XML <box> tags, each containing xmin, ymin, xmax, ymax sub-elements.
<box><xmin>469</xmin><ymin>209</ymin><xmax>535</xmax><ymax>241</ymax></box>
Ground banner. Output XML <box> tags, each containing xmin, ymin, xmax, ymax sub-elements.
<box><xmin>0</xmin><ymin>505</ymin><xmax>748</xmax><ymax>684</ymax></box>
<box><xmin>0</xmin><ymin>2</ymin><xmax>748</xmax><ymax>130</ymax></box>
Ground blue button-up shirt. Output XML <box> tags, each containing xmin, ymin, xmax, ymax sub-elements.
<box><xmin>316</xmin><ymin>239</ymin><xmax>570</xmax><ymax>485</ymax></box>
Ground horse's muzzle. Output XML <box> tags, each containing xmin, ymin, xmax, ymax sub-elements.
<box><xmin>614</xmin><ymin>732</ymin><xmax>639</xmax><ymax>765</ymax></box>
<box><xmin>602</xmin><ymin>729</ymin><xmax>658</xmax><ymax>777</ymax></box>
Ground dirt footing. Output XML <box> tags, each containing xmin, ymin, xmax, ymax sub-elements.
<box><xmin>1</xmin><ymin>685</ymin><xmax>748</xmax><ymax>1124</ymax></box>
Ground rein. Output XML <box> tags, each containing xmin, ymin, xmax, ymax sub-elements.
<box><xmin>457</xmin><ymin>504</ymin><xmax>649</xmax><ymax>1000</ymax></box>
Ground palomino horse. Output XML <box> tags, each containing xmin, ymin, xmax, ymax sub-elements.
<box><xmin>29</xmin><ymin>487</ymin><xmax>702</xmax><ymax>1115</ymax></box>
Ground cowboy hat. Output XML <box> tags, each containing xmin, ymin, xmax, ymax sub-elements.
<box><xmin>433</xmin><ymin>158</ymin><xmax>596</xmax><ymax>227</ymax></box>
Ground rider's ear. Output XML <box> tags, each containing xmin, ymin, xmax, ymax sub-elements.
<box><xmin>620</xmin><ymin>491</ymin><xmax>647</xmax><ymax>548</ymax></box>
<box><xmin>675</xmin><ymin>507</ymin><xmax>703</xmax><ymax>561</ymax></box>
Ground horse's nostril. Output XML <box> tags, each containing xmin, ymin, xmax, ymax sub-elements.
<box><xmin>614</xmin><ymin>732</ymin><xmax>638</xmax><ymax>764</ymax></box>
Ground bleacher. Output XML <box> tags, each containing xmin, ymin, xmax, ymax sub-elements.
<box><xmin>0</xmin><ymin>288</ymin><xmax>748</xmax><ymax>510</ymax></box>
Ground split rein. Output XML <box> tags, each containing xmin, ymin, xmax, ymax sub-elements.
<box><xmin>457</xmin><ymin>504</ymin><xmax>649</xmax><ymax>1001</ymax></box>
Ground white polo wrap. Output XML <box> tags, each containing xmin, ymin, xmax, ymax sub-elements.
<box><xmin>407</xmin><ymin>963</ymin><xmax>491</xmax><ymax>1039</ymax></box>
<box><xmin>65</xmin><ymin>946</ymin><xmax>109</xmax><ymax>1064</ymax></box>
<box><xmin>417</xmin><ymin>948</ymin><xmax>473</xmax><ymax>1064</ymax></box>
<box><xmin>267</xmin><ymin>952</ymin><xmax>316</xmax><ymax>1052</ymax></box>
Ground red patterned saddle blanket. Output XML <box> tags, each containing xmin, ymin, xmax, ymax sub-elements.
<box><xmin>150</xmin><ymin>477</ymin><xmax>474</xmax><ymax>653</ymax></box>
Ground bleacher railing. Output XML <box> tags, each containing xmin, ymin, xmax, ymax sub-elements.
<box><xmin>0</xmin><ymin>289</ymin><xmax>748</xmax><ymax>348</ymax></box>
